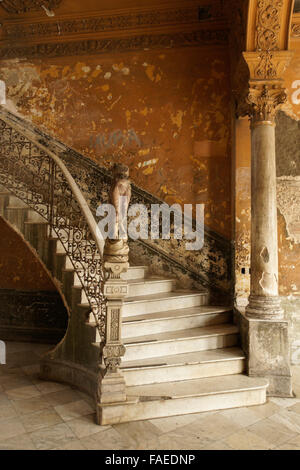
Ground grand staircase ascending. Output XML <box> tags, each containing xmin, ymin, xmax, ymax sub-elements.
<box><xmin>0</xmin><ymin>186</ymin><xmax>268</xmax><ymax>424</ymax></box>
<box><xmin>0</xmin><ymin>107</ymin><xmax>268</xmax><ymax>424</ymax></box>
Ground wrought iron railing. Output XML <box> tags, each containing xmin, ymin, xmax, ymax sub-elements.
<box><xmin>0</xmin><ymin>110</ymin><xmax>107</xmax><ymax>340</ymax></box>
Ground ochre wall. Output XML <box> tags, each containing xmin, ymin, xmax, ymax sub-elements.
<box><xmin>0</xmin><ymin>46</ymin><xmax>232</xmax><ymax>239</ymax></box>
<box><xmin>0</xmin><ymin>217</ymin><xmax>55</xmax><ymax>291</ymax></box>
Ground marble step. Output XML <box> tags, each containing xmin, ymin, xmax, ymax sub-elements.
<box><xmin>123</xmin><ymin>324</ymin><xmax>239</xmax><ymax>361</ymax></box>
<box><xmin>99</xmin><ymin>375</ymin><xmax>269</xmax><ymax>425</ymax></box>
<box><xmin>123</xmin><ymin>290</ymin><xmax>208</xmax><ymax>317</ymax></box>
<box><xmin>122</xmin><ymin>306</ymin><xmax>232</xmax><ymax>338</ymax></box>
<box><xmin>92</xmin><ymin>324</ymin><xmax>239</xmax><ymax>361</ymax></box>
<box><xmin>121</xmin><ymin>347</ymin><xmax>245</xmax><ymax>386</ymax></box>
<box><xmin>121</xmin><ymin>266</ymin><xmax>148</xmax><ymax>281</ymax></box>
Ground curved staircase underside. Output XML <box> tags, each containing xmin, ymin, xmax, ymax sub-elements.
<box><xmin>0</xmin><ymin>185</ymin><xmax>268</xmax><ymax>424</ymax></box>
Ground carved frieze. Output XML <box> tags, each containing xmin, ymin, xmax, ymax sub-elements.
<box><xmin>255</xmin><ymin>0</ymin><xmax>283</xmax><ymax>51</ymax></box>
<box><xmin>0</xmin><ymin>0</ymin><xmax>62</xmax><ymax>14</ymax></box>
<box><xmin>0</xmin><ymin>29</ymin><xmax>229</xmax><ymax>59</ymax></box>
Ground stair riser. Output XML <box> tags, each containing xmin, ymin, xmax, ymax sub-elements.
<box><xmin>0</xmin><ymin>195</ymin><xmax>9</xmax><ymax>217</ymax></box>
<box><xmin>128</xmin><ymin>280</ymin><xmax>174</xmax><ymax>297</ymax></box>
<box><xmin>122</xmin><ymin>312</ymin><xmax>232</xmax><ymax>338</ymax></box>
<box><xmin>124</xmin><ymin>333</ymin><xmax>238</xmax><ymax>361</ymax></box>
<box><xmin>5</xmin><ymin>207</ymin><xmax>28</xmax><ymax>233</ymax></box>
<box><xmin>7</xmin><ymin>196</ymin><xmax>28</xmax><ymax>209</ymax></box>
<box><xmin>24</xmin><ymin>223</ymin><xmax>50</xmax><ymax>266</ymax></box>
<box><xmin>122</xmin><ymin>358</ymin><xmax>245</xmax><ymax>386</ymax></box>
<box><xmin>123</xmin><ymin>294</ymin><xmax>208</xmax><ymax>317</ymax></box>
<box><xmin>121</xmin><ymin>267</ymin><xmax>147</xmax><ymax>281</ymax></box>
<box><xmin>98</xmin><ymin>388</ymin><xmax>267</xmax><ymax>425</ymax></box>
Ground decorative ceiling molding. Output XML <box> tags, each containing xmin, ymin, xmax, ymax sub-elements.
<box><xmin>0</xmin><ymin>28</ymin><xmax>229</xmax><ymax>59</ymax></box>
<box><xmin>0</xmin><ymin>0</ymin><xmax>62</xmax><ymax>14</ymax></box>
<box><xmin>0</xmin><ymin>4</ymin><xmax>226</xmax><ymax>40</ymax></box>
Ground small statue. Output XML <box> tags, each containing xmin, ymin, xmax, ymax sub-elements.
<box><xmin>103</xmin><ymin>163</ymin><xmax>131</xmax><ymax>263</ymax></box>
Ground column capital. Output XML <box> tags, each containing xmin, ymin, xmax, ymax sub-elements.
<box><xmin>240</xmin><ymin>50</ymin><xmax>293</xmax><ymax>123</ymax></box>
<box><xmin>246</xmin><ymin>81</ymin><xmax>287</xmax><ymax>125</ymax></box>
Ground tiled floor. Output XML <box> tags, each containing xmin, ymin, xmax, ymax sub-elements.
<box><xmin>0</xmin><ymin>341</ymin><xmax>300</xmax><ymax>450</ymax></box>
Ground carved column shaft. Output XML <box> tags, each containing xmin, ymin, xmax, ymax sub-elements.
<box><xmin>245</xmin><ymin>83</ymin><xmax>285</xmax><ymax>319</ymax></box>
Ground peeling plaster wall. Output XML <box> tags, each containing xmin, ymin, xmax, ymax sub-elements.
<box><xmin>0</xmin><ymin>217</ymin><xmax>55</xmax><ymax>291</ymax></box>
<box><xmin>0</xmin><ymin>217</ymin><xmax>67</xmax><ymax>342</ymax></box>
<box><xmin>0</xmin><ymin>47</ymin><xmax>232</xmax><ymax>239</ymax></box>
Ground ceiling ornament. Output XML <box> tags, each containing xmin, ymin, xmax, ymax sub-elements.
<box><xmin>0</xmin><ymin>0</ymin><xmax>62</xmax><ymax>14</ymax></box>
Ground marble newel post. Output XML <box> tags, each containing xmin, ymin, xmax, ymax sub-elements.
<box><xmin>239</xmin><ymin>53</ymin><xmax>293</xmax><ymax>397</ymax></box>
<box><xmin>96</xmin><ymin>163</ymin><xmax>132</xmax><ymax>424</ymax></box>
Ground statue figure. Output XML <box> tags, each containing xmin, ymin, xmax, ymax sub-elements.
<box><xmin>103</xmin><ymin>163</ymin><xmax>131</xmax><ymax>263</ymax></box>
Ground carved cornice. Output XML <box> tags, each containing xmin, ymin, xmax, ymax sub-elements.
<box><xmin>247</xmin><ymin>82</ymin><xmax>287</xmax><ymax>123</ymax></box>
<box><xmin>0</xmin><ymin>0</ymin><xmax>62</xmax><ymax>14</ymax></box>
<box><xmin>2</xmin><ymin>7</ymin><xmax>200</xmax><ymax>39</ymax></box>
<box><xmin>0</xmin><ymin>28</ymin><xmax>229</xmax><ymax>59</ymax></box>
<box><xmin>243</xmin><ymin>50</ymin><xmax>294</xmax><ymax>80</ymax></box>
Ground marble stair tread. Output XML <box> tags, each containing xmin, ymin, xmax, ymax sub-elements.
<box><xmin>126</xmin><ymin>277</ymin><xmax>174</xmax><ymax>285</ymax></box>
<box><xmin>124</xmin><ymin>290</ymin><xmax>207</xmax><ymax>304</ymax></box>
<box><xmin>122</xmin><ymin>305</ymin><xmax>232</xmax><ymax>324</ymax></box>
<box><xmin>123</xmin><ymin>324</ymin><xmax>238</xmax><ymax>346</ymax></box>
<box><xmin>126</xmin><ymin>374</ymin><xmax>269</xmax><ymax>399</ymax></box>
<box><xmin>121</xmin><ymin>346</ymin><xmax>245</xmax><ymax>370</ymax></box>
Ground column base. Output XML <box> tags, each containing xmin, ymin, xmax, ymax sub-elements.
<box><xmin>237</xmin><ymin>310</ymin><xmax>293</xmax><ymax>397</ymax></box>
<box><xmin>246</xmin><ymin>294</ymin><xmax>284</xmax><ymax>320</ymax></box>
<box><xmin>97</xmin><ymin>371</ymin><xmax>127</xmax><ymax>405</ymax></box>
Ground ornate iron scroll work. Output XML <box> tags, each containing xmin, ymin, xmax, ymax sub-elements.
<box><xmin>0</xmin><ymin>118</ymin><xmax>106</xmax><ymax>340</ymax></box>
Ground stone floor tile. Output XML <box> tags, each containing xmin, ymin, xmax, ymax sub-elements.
<box><xmin>54</xmin><ymin>399</ymin><xmax>94</xmax><ymax>421</ymax></box>
<box><xmin>270</xmin><ymin>397</ymin><xmax>300</xmax><ymax>408</ymax></box>
<box><xmin>113</xmin><ymin>420</ymin><xmax>163</xmax><ymax>449</ymax></box>
<box><xmin>149</xmin><ymin>413</ymin><xmax>203</xmax><ymax>434</ymax></box>
<box><xmin>219</xmin><ymin>407</ymin><xmax>262</xmax><ymax>427</ymax></box>
<box><xmin>34</xmin><ymin>380</ymin><xmax>70</xmax><ymax>394</ymax></box>
<box><xmin>181</xmin><ymin>413</ymin><xmax>242</xmax><ymax>442</ymax></box>
<box><xmin>81</xmin><ymin>427</ymin><xmax>132</xmax><ymax>450</ymax></box>
<box><xmin>53</xmin><ymin>439</ymin><xmax>87</xmax><ymax>450</ymax></box>
<box><xmin>29</xmin><ymin>422</ymin><xmax>77</xmax><ymax>450</ymax></box>
<box><xmin>5</xmin><ymin>384</ymin><xmax>41</xmax><ymax>400</ymax></box>
<box><xmin>1</xmin><ymin>375</ymin><xmax>34</xmax><ymax>391</ymax></box>
<box><xmin>66</xmin><ymin>414</ymin><xmax>110</xmax><ymax>439</ymax></box>
<box><xmin>0</xmin><ymin>402</ymin><xmax>18</xmax><ymax>421</ymax></box>
<box><xmin>274</xmin><ymin>434</ymin><xmax>300</xmax><ymax>450</ymax></box>
<box><xmin>249</xmin><ymin>400</ymin><xmax>281</xmax><ymax>419</ymax></box>
<box><xmin>269</xmin><ymin>408</ymin><xmax>300</xmax><ymax>433</ymax></box>
<box><xmin>247</xmin><ymin>417</ymin><xmax>299</xmax><ymax>447</ymax></box>
<box><xmin>0</xmin><ymin>416</ymin><xmax>26</xmax><ymax>440</ymax></box>
<box><xmin>223</xmin><ymin>428</ymin><xmax>274</xmax><ymax>450</ymax></box>
<box><xmin>0</xmin><ymin>433</ymin><xmax>36</xmax><ymax>450</ymax></box>
<box><xmin>20</xmin><ymin>407</ymin><xmax>63</xmax><ymax>432</ymax></box>
<box><xmin>43</xmin><ymin>388</ymin><xmax>83</xmax><ymax>407</ymax></box>
<box><xmin>11</xmin><ymin>395</ymin><xmax>51</xmax><ymax>416</ymax></box>
<box><xmin>287</xmin><ymin>402</ymin><xmax>300</xmax><ymax>414</ymax></box>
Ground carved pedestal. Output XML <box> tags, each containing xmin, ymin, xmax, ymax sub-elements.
<box><xmin>96</xmin><ymin>262</ymin><xmax>128</xmax><ymax>424</ymax></box>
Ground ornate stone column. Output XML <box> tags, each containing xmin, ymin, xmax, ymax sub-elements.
<box><xmin>96</xmin><ymin>163</ymin><xmax>132</xmax><ymax>424</ymax></box>
<box><xmin>239</xmin><ymin>51</ymin><xmax>294</xmax><ymax>396</ymax></box>
<box><xmin>245</xmin><ymin>81</ymin><xmax>286</xmax><ymax>320</ymax></box>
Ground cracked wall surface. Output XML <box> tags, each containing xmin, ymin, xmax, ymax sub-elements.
<box><xmin>0</xmin><ymin>46</ymin><xmax>232</xmax><ymax>239</ymax></box>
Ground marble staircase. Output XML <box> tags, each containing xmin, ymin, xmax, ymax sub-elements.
<box><xmin>0</xmin><ymin>187</ymin><xmax>269</xmax><ymax>424</ymax></box>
